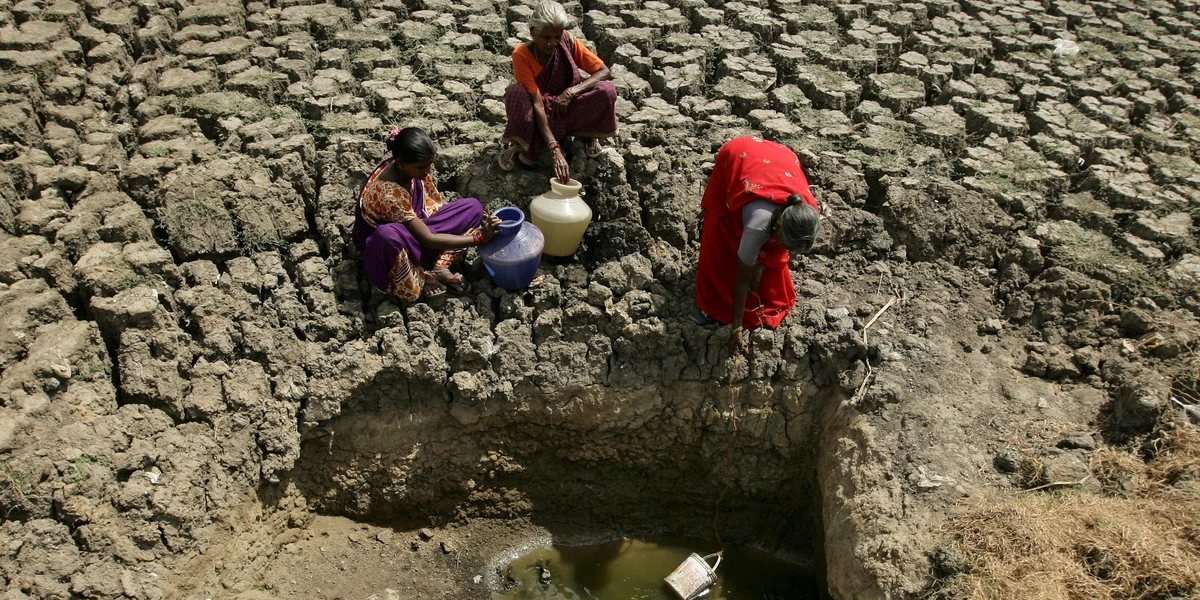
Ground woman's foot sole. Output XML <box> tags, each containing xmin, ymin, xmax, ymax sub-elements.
<box><xmin>497</xmin><ymin>146</ymin><xmax>516</xmax><ymax>171</ymax></box>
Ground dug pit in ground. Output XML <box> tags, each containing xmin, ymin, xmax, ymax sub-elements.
<box><xmin>291</xmin><ymin>380</ymin><xmax>833</xmax><ymax>592</ymax></box>
<box><xmin>260</xmin><ymin>274</ymin><xmax>846</xmax><ymax>598</ymax></box>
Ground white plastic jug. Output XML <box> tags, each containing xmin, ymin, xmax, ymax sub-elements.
<box><xmin>529</xmin><ymin>177</ymin><xmax>592</xmax><ymax>257</ymax></box>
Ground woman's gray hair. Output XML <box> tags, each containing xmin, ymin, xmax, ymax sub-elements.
<box><xmin>776</xmin><ymin>195</ymin><xmax>820</xmax><ymax>254</ymax></box>
<box><xmin>528</xmin><ymin>0</ymin><xmax>573</xmax><ymax>36</ymax></box>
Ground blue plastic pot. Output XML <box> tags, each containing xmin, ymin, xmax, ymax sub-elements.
<box><xmin>478</xmin><ymin>207</ymin><xmax>544</xmax><ymax>290</ymax></box>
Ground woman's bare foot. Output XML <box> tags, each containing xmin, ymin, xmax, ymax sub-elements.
<box><xmin>422</xmin><ymin>273</ymin><xmax>447</xmax><ymax>297</ymax></box>
<box><xmin>430</xmin><ymin>269</ymin><xmax>470</xmax><ymax>295</ymax></box>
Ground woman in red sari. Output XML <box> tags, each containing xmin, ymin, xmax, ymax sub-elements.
<box><xmin>693</xmin><ymin>137</ymin><xmax>822</xmax><ymax>356</ymax></box>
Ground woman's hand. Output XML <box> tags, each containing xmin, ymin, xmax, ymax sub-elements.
<box><xmin>551</xmin><ymin>146</ymin><xmax>570</xmax><ymax>183</ymax></box>
<box><xmin>479</xmin><ymin>215</ymin><xmax>501</xmax><ymax>244</ymax></box>
<box><xmin>729</xmin><ymin>326</ymin><xmax>748</xmax><ymax>356</ymax></box>
<box><xmin>552</xmin><ymin>89</ymin><xmax>575</xmax><ymax>116</ymax></box>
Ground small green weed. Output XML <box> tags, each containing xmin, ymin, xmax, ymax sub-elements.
<box><xmin>237</xmin><ymin>225</ymin><xmax>288</xmax><ymax>255</ymax></box>
<box><xmin>800</xmin><ymin>64</ymin><xmax>852</xmax><ymax>90</ymax></box>
<box><xmin>239</xmin><ymin>68</ymin><xmax>288</xmax><ymax>86</ymax></box>
<box><xmin>1</xmin><ymin>460</ymin><xmax>30</xmax><ymax>500</ymax></box>
<box><xmin>113</xmin><ymin>274</ymin><xmax>162</xmax><ymax>293</ymax></box>
<box><xmin>71</xmin><ymin>455</ymin><xmax>111</xmax><ymax>486</ymax></box>
<box><xmin>144</xmin><ymin>145</ymin><xmax>172</xmax><ymax>158</ymax></box>
<box><xmin>74</xmin><ymin>365</ymin><xmax>107</xmax><ymax>382</ymax></box>
<box><xmin>164</xmin><ymin>199</ymin><xmax>235</xmax><ymax>256</ymax></box>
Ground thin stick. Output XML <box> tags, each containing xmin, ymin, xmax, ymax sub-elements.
<box><xmin>1019</xmin><ymin>475</ymin><xmax>1091</xmax><ymax>493</ymax></box>
<box><xmin>861</xmin><ymin>294</ymin><xmax>898</xmax><ymax>346</ymax></box>
<box><xmin>853</xmin><ymin>359</ymin><xmax>874</xmax><ymax>401</ymax></box>
<box><xmin>713</xmin><ymin>356</ymin><xmax>744</xmax><ymax>545</ymax></box>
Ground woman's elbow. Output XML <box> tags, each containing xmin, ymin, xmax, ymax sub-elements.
<box><xmin>404</xmin><ymin>226</ymin><xmax>438</xmax><ymax>250</ymax></box>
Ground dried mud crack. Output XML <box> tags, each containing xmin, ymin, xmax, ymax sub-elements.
<box><xmin>2</xmin><ymin>0</ymin><xmax>1200</xmax><ymax>599</ymax></box>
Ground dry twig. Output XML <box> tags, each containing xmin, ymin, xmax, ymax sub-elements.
<box><xmin>853</xmin><ymin>359</ymin><xmax>874</xmax><ymax>402</ymax></box>
<box><xmin>1019</xmin><ymin>474</ymin><xmax>1091</xmax><ymax>493</ymax></box>
<box><xmin>862</xmin><ymin>293</ymin><xmax>899</xmax><ymax>345</ymax></box>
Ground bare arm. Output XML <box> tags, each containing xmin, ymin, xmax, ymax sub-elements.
<box><xmin>403</xmin><ymin>214</ymin><xmax>500</xmax><ymax>250</ymax></box>
<box><xmin>552</xmin><ymin>65</ymin><xmax>610</xmax><ymax>118</ymax></box>
<box><xmin>729</xmin><ymin>258</ymin><xmax>757</xmax><ymax>355</ymax></box>
<box><xmin>529</xmin><ymin>89</ymin><xmax>570</xmax><ymax>182</ymax></box>
<box><xmin>564</xmin><ymin>64</ymin><xmax>609</xmax><ymax>98</ymax></box>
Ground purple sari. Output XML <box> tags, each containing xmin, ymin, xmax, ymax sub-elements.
<box><xmin>352</xmin><ymin>159</ymin><xmax>484</xmax><ymax>296</ymax></box>
<box><xmin>503</xmin><ymin>31</ymin><xmax>618</xmax><ymax>162</ymax></box>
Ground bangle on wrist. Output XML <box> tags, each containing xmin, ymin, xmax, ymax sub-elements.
<box><xmin>471</xmin><ymin>230</ymin><xmax>484</xmax><ymax>246</ymax></box>
<box><xmin>548</xmin><ymin>141</ymin><xmax>560</xmax><ymax>151</ymax></box>
<box><xmin>732</xmin><ymin>326</ymin><xmax>744</xmax><ymax>334</ymax></box>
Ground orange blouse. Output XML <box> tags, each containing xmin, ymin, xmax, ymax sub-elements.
<box><xmin>512</xmin><ymin>35</ymin><xmax>605</xmax><ymax>94</ymax></box>
<box><xmin>359</xmin><ymin>163</ymin><xmax>444</xmax><ymax>227</ymax></box>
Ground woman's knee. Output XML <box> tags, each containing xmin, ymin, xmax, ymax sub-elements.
<box><xmin>596</xmin><ymin>80</ymin><xmax>617</xmax><ymax>100</ymax></box>
<box><xmin>363</xmin><ymin>225</ymin><xmax>400</xmax><ymax>254</ymax></box>
<box><xmin>505</xmin><ymin>83</ymin><xmax>531</xmax><ymax>105</ymax></box>
<box><xmin>458</xmin><ymin>197</ymin><xmax>485</xmax><ymax>222</ymax></box>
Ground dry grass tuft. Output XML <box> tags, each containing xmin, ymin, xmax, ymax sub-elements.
<box><xmin>935</xmin><ymin>422</ymin><xmax>1200</xmax><ymax>600</ymax></box>
<box><xmin>1143</xmin><ymin>425</ymin><xmax>1200</xmax><ymax>497</ymax></box>
<box><xmin>1092</xmin><ymin>425</ymin><xmax>1200</xmax><ymax>499</ymax></box>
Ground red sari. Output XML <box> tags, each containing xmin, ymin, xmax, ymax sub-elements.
<box><xmin>695</xmin><ymin>137</ymin><xmax>819</xmax><ymax>330</ymax></box>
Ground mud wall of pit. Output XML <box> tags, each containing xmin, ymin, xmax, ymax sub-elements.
<box><xmin>290</xmin><ymin>375</ymin><xmax>832</xmax><ymax>556</ymax></box>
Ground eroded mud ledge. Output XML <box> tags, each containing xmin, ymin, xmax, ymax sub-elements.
<box><xmin>293</xmin><ymin>380</ymin><xmax>830</xmax><ymax>547</ymax></box>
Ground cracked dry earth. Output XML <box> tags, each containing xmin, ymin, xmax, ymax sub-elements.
<box><xmin>1</xmin><ymin>0</ymin><xmax>1200</xmax><ymax>598</ymax></box>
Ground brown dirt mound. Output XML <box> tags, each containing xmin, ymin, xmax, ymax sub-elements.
<box><xmin>936</xmin><ymin>423</ymin><xmax>1200</xmax><ymax>600</ymax></box>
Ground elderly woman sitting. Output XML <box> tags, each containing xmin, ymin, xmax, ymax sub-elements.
<box><xmin>499</xmin><ymin>0</ymin><xmax>618</xmax><ymax>182</ymax></box>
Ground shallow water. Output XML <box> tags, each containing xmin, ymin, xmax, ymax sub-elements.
<box><xmin>494</xmin><ymin>537</ymin><xmax>820</xmax><ymax>600</ymax></box>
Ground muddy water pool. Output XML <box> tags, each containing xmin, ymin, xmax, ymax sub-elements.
<box><xmin>495</xmin><ymin>537</ymin><xmax>820</xmax><ymax>600</ymax></box>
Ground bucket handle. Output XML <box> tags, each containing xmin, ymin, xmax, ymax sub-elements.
<box><xmin>700</xmin><ymin>552</ymin><xmax>723</xmax><ymax>572</ymax></box>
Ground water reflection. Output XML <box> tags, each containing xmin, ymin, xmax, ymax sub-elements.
<box><xmin>495</xmin><ymin>537</ymin><xmax>819</xmax><ymax>600</ymax></box>
<box><xmin>550</xmin><ymin>536</ymin><xmax>626</xmax><ymax>593</ymax></box>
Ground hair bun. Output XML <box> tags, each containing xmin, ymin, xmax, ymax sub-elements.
<box><xmin>386</xmin><ymin>127</ymin><xmax>436</xmax><ymax>164</ymax></box>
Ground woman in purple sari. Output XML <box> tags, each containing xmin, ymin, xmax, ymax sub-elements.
<box><xmin>498</xmin><ymin>0</ymin><xmax>618</xmax><ymax>182</ymax></box>
<box><xmin>353</xmin><ymin>127</ymin><xmax>500</xmax><ymax>301</ymax></box>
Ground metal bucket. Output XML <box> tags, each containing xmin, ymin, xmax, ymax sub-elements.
<box><xmin>664</xmin><ymin>552</ymin><xmax>723</xmax><ymax>600</ymax></box>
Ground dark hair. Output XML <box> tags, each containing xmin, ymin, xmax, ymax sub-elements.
<box><xmin>777</xmin><ymin>194</ymin><xmax>820</xmax><ymax>254</ymax></box>
<box><xmin>386</xmin><ymin>127</ymin><xmax>436</xmax><ymax>164</ymax></box>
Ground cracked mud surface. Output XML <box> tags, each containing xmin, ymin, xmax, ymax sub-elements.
<box><xmin>1</xmin><ymin>0</ymin><xmax>1199</xmax><ymax>598</ymax></box>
